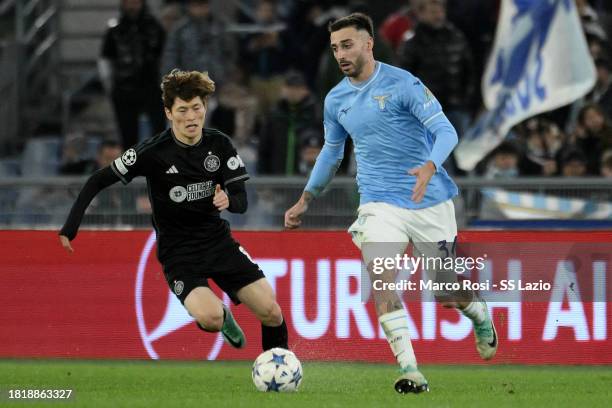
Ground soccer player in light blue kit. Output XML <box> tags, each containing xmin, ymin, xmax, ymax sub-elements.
<box><xmin>285</xmin><ymin>13</ymin><xmax>498</xmax><ymax>394</ymax></box>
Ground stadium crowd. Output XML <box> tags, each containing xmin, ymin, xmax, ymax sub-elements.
<box><xmin>42</xmin><ymin>0</ymin><xmax>609</xmax><ymax>181</ymax></box>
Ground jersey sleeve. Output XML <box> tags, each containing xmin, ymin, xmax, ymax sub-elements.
<box><xmin>402</xmin><ymin>76</ymin><xmax>445</xmax><ymax>127</ymax></box>
<box><xmin>220</xmin><ymin>136</ymin><xmax>249</xmax><ymax>186</ymax></box>
<box><xmin>323</xmin><ymin>95</ymin><xmax>349</xmax><ymax>147</ymax></box>
<box><xmin>110</xmin><ymin>144</ymin><xmax>152</xmax><ymax>185</ymax></box>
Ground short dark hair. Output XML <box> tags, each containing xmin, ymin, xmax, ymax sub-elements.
<box><xmin>328</xmin><ymin>12</ymin><xmax>374</xmax><ymax>39</ymax></box>
<box><xmin>161</xmin><ymin>69</ymin><xmax>215</xmax><ymax>110</ymax></box>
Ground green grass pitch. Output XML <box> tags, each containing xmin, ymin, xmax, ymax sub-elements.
<box><xmin>1</xmin><ymin>360</ymin><xmax>610</xmax><ymax>407</ymax></box>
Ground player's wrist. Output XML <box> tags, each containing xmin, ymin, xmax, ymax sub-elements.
<box><xmin>301</xmin><ymin>191</ymin><xmax>314</xmax><ymax>204</ymax></box>
<box><xmin>425</xmin><ymin>160</ymin><xmax>437</xmax><ymax>172</ymax></box>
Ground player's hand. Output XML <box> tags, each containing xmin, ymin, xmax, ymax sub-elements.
<box><xmin>284</xmin><ymin>198</ymin><xmax>309</xmax><ymax>229</ymax></box>
<box><xmin>59</xmin><ymin>235</ymin><xmax>74</xmax><ymax>253</ymax></box>
<box><xmin>408</xmin><ymin>161</ymin><xmax>436</xmax><ymax>203</ymax></box>
<box><xmin>213</xmin><ymin>184</ymin><xmax>229</xmax><ymax>211</ymax></box>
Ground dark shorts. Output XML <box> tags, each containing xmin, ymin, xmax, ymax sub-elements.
<box><xmin>163</xmin><ymin>241</ymin><xmax>265</xmax><ymax>305</ymax></box>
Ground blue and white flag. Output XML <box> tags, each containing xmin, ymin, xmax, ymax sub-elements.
<box><xmin>455</xmin><ymin>0</ymin><xmax>596</xmax><ymax>171</ymax></box>
<box><xmin>482</xmin><ymin>188</ymin><xmax>612</xmax><ymax>220</ymax></box>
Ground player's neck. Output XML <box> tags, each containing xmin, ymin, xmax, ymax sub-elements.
<box><xmin>172</xmin><ymin>127</ymin><xmax>202</xmax><ymax>146</ymax></box>
<box><xmin>350</xmin><ymin>58</ymin><xmax>377</xmax><ymax>84</ymax></box>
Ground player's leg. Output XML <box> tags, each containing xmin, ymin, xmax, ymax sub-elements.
<box><xmin>164</xmin><ymin>266</ymin><xmax>245</xmax><ymax>348</ymax></box>
<box><xmin>349</xmin><ymin>202</ymin><xmax>428</xmax><ymax>393</ymax></box>
<box><xmin>213</xmin><ymin>243</ymin><xmax>287</xmax><ymax>351</ymax></box>
<box><xmin>409</xmin><ymin>200</ymin><xmax>498</xmax><ymax>360</ymax></box>
<box><xmin>236</xmin><ymin>278</ymin><xmax>288</xmax><ymax>350</ymax></box>
<box><xmin>184</xmin><ymin>286</ymin><xmax>224</xmax><ymax>332</ymax></box>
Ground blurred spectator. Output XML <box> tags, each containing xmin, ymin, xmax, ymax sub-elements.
<box><xmin>446</xmin><ymin>0</ymin><xmax>498</xmax><ymax>102</ymax></box>
<box><xmin>258</xmin><ymin>71</ymin><xmax>322</xmax><ymax>175</ymax></box>
<box><xmin>161</xmin><ymin>0</ymin><xmax>235</xmax><ymax>84</ymax></box>
<box><xmin>159</xmin><ymin>2</ymin><xmax>183</xmax><ymax>32</ymax></box>
<box><xmin>379</xmin><ymin>1</ymin><xmax>416</xmax><ymax>52</ymax></box>
<box><xmin>243</xmin><ymin>0</ymin><xmax>290</xmax><ymax>114</ymax></box>
<box><xmin>209</xmin><ymin>65</ymin><xmax>258</xmax><ymax>145</ymax></box>
<box><xmin>560</xmin><ymin>149</ymin><xmax>588</xmax><ymax>177</ymax></box>
<box><xmin>519</xmin><ymin>118</ymin><xmax>564</xmax><ymax>176</ymax></box>
<box><xmin>209</xmin><ymin>65</ymin><xmax>259</xmax><ymax>173</ymax></box>
<box><xmin>99</xmin><ymin>0</ymin><xmax>166</xmax><ymax>149</ymax></box>
<box><xmin>398</xmin><ymin>0</ymin><xmax>476</xmax><ymax>139</ymax></box>
<box><xmin>60</xmin><ymin>139</ymin><xmax>123</xmax><ymax>175</ymax></box>
<box><xmin>285</xmin><ymin>0</ymin><xmax>327</xmax><ymax>87</ymax></box>
<box><xmin>588</xmin><ymin>57</ymin><xmax>612</xmax><ymax>119</ymax></box>
<box><xmin>576</xmin><ymin>0</ymin><xmax>612</xmax><ymax>47</ymax></box>
<box><xmin>484</xmin><ymin>141</ymin><xmax>520</xmax><ymax>179</ymax></box>
<box><xmin>575</xmin><ymin>103</ymin><xmax>612</xmax><ymax>174</ymax></box>
<box><xmin>586</xmin><ymin>33</ymin><xmax>609</xmax><ymax>60</ymax></box>
<box><xmin>601</xmin><ymin>149</ymin><xmax>612</xmax><ymax>177</ymax></box>
<box><xmin>298</xmin><ymin>129</ymin><xmax>323</xmax><ymax>175</ymax></box>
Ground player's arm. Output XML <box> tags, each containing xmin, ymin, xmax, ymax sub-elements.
<box><xmin>285</xmin><ymin>99</ymin><xmax>347</xmax><ymax>229</ymax></box>
<box><xmin>405</xmin><ymin>78</ymin><xmax>458</xmax><ymax>202</ymax></box>
<box><xmin>213</xmin><ymin>181</ymin><xmax>247</xmax><ymax>213</ymax></box>
<box><xmin>59</xmin><ymin>167</ymin><xmax>120</xmax><ymax>252</ymax></box>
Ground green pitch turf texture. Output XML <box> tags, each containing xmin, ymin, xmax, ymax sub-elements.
<box><xmin>1</xmin><ymin>360</ymin><xmax>610</xmax><ymax>407</ymax></box>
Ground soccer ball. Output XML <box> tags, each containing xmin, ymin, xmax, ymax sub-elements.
<box><xmin>252</xmin><ymin>348</ymin><xmax>303</xmax><ymax>392</ymax></box>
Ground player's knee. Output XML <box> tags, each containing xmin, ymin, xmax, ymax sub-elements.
<box><xmin>258</xmin><ymin>301</ymin><xmax>283</xmax><ymax>326</ymax></box>
<box><xmin>192</xmin><ymin>309</ymin><xmax>224</xmax><ymax>332</ymax></box>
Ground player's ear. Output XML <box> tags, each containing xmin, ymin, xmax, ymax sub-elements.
<box><xmin>164</xmin><ymin>107</ymin><xmax>173</xmax><ymax>122</ymax></box>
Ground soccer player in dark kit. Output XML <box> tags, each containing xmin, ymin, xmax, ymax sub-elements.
<box><xmin>59</xmin><ymin>69</ymin><xmax>288</xmax><ymax>352</ymax></box>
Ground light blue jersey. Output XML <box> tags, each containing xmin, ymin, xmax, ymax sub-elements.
<box><xmin>305</xmin><ymin>61</ymin><xmax>459</xmax><ymax>209</ymax></box>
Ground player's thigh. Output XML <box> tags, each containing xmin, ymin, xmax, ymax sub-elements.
<box><xmin>408</xmin><ymin>200</ymin><xmax>459</xmax><ymax>287</ymax></box>
<box><xmin>236</xmin><ymin>277</ymin><xmax>279</xmax><ymax>318</ymax></box>
<box><xmin>349</xmin><ymin>202</ymin><xmax>409</xmax><ymax>274</ymax></box>
<box><xmin>183</xmin><ymin>286</ymin><xmax>224</xmax><ymax>323</ymax></box>
<box><xmin>405</xmin><ymin>199</ymin><xmax>458</xmax><ymax>245</ymax></box>
<box><xmin>348</xmin><ymin>202</ymin><xmax>410</xmax><ymax>251</ymax></box>
<box><xmin>163</xmin><ymin>264</ymin><xmax>223</xmax><ymax>321</ymax></box>
<box><xmin>211</xmin><ymin>242</ymin><xmax>266</xmax><ymax>305</ymax></box>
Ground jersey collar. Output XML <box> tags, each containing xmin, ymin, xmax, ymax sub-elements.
<box><xmin>346</xmin><ymin>61</ymin><xmax>381</xmax><ymax>92</ymax></box>
<box><xmin>171</xmin><ymin>129</ymin><xmax>204</xmax><ymax>148</ymax></box>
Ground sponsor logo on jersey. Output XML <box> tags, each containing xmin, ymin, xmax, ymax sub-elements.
<box><xmin>166</xmin><ymin>165</ymin><xmax>179</xmax><ymax>174</ymax></box>
<box><xmin>122</xmin><ymin>148</ymin><xmax>137</xmax><ymax>166</ymax></box>
<box><xmin>169</xmin><ymin>181</ymin><xmax>215</xmax><ymax>203</ymax></box>
<box><xmin>203</xmin><ymin>153</ymin><xmax>220</xmax><ymax>172</ymax></box>
<box><xmin>169</xmin><ymin>186</ymin><xmax>187</xmax><ymax>202</ymax></box>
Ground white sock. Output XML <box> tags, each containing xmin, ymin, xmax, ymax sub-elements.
<box><xmin>379</xmin><ymin>309</ymin><xmax>417</xmax><ymax>371</ymax></box>
<box><xmin>461</xmin><ymin>300</ymin><xmax>486</xmax><ymax>324</ymax></box>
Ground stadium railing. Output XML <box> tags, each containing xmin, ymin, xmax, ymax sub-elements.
<box><xmin>0</xmin><ymin>176</ymin><xmax>610</xmax><ymax>230</ymax></box>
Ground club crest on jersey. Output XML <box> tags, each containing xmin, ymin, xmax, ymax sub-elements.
<box><xmin>121</xmin><ymin>148</ymin><xmax>137</xmax><ymax>166</ymax></box>
<box><xmin>373</xmin><ymin>94</ymin><xmax>390</xmax><ymax>110</ymax></box>
<box><xmin>203</xmin><ymin>153</ymin><xmax>220</xmax><ymax>172</ymax></box>
<box><xmin>174</xmin><ymin>280</ymin><xmax>184</xmax><ymax>296</ymax></box>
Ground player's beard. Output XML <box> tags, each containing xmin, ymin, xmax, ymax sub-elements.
<box><xmin>342</xmin><ymin>55</ymin><xmax>366</xmax><ymax>78</ymax></box>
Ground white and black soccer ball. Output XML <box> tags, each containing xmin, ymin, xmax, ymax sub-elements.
<box><xmin>252</xmin><ymin>348</ymin><xmax>302</xmax><ymax>392</ymax></box>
